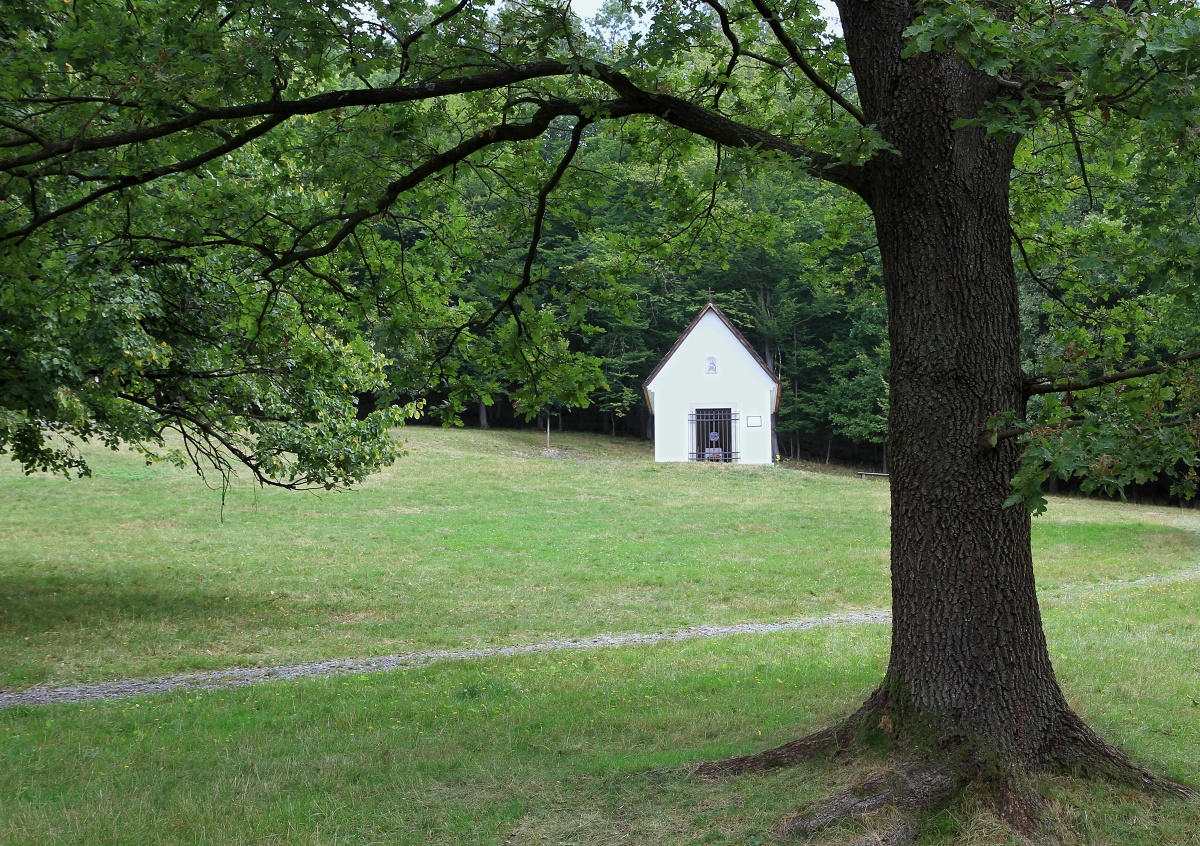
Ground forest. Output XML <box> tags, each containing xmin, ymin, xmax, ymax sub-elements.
<box><xmin>431</xmin><ymin>125</ymin><xmax>1200</xmax><ymax>497</ymax></box>
<box><xmin>410</xmin><ymin>135</ymin><xmax>893</xmax><ymax>467</ymax></box>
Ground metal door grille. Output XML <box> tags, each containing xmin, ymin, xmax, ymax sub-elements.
<box><xmin>689</xmin><ymin>408</ymin><xmax>739</xmax><ymax>462</ymax></box>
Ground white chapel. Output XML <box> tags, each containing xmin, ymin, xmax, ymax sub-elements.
<box><xmin>643</xmin><ymin>303</ymin><xmax>780</xmax><ymax>465</ymax></box>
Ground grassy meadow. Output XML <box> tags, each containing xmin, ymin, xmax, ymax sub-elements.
<box><xmin>1</xmin><ymin>427</ymin><xmax>1198</xmax><ymax>844</ymax></box>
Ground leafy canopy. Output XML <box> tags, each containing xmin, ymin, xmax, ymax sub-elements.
<box><xmin>3</xmin><ymin>0</ymin><xmax>1200</xmax><ymax>496</ymax></box>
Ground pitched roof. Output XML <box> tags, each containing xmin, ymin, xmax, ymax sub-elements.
<box><xmin>643</xmin><ymin>303</ymin><xmax>782</xmax><ymax>411</ymax></box>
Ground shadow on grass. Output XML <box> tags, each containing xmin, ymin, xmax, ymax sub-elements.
<box><xmin>0</xmin><ymin>570</ymin><xmax>277</xmax><ymax>636</ymax></box>
<box><xmin>0</xmin><ymin>565</ymin><xmax>340</xmax><ymax>687</ymax></box>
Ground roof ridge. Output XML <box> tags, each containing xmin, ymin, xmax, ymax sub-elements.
<box><xmin>642</xmin><ymin>303</ymin><xmax>781</xmax><ymax>412</ymax></box>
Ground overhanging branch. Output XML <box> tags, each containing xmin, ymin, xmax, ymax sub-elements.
<box><xmin>993</xmin><ymin>409</ymin><xmax>1199</xmax><ymax>444</ymax></box>
<box><xmin>3</xmin><ymin>58</ymin><xmax>868</xmax><ymax>244</ymax></box>
<box><xmin>747</xmin><ymin>0</ymin><xmax>867</xmax><ymax>125</ymax></box>
<box><xmin>3</xmin><ymin>114</ymin><xmax>290</xmax><ymax>243</ymax></box>
<box><xmin>591</xmin><ymin>68</ymin><xmax>868</xmax><ymax>194</ymax></box>
<box><xmin>262</xmin><ymin>86</ymin><xmax>866</xmax><ymax>276</ymax></box>
<box><xmin>0</xmin><ymin>61</ymin><xmax>580</xmax><ymax>172</ymax></box>
<box><xmin>262</xmin><ymin>100</ymin><xmax>629</xmax><ymax>273</ymax></box>
<box><xmin>1026</xmin><ymin>350</ymin><xmax>1200</xmax><ymax>396</ymax></box>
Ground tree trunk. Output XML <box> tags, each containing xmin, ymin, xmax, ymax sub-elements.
<box><xmin>693</xmin><ymin>12</ymin><xmax>1188</xmax><ymax>822</ymax></box>
<box><xmin>845</xmin><ymin>7</ymin><xmax>1089</xmax><ymax>766</ymax></box>
<box><xmin>478</xmin><ymin>398</ymin><xmax>489</xmax><ymax>429</ymax></box>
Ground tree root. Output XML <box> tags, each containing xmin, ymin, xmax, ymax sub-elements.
<box><xmin>688</xmin><ymin>725</ymin><xmax>840</xmax><ymax>778</ymax></box>
<box><xmin>993</xmin><ymin>777</ymin><xmax>1052</xmax><ymax>839</ymax></box>
<box><xmin>773</xmin><ymin>757</ymin><xmax>960</xmax><ymax>843</ymax></box>
<box><xmin>686</xmin><ymin>689</ymin><xmax>1196</xmax><ymax>843</ymax></box>
<box><xmin>1044</xmin><ymin>708</ymin><xmax>1198</xmax><ymax>799</ymax></box>
<box><xmin>689</xmin><ymin>688</ymin><xmax>889</xmax><ymax>778</ymax></box>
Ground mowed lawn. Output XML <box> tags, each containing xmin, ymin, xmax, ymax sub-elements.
<box><xmin>1</xmin><ymin>427</ymin><xmax>1195</xmax><ymax>688</ymax></box>
<box><xmin>1</xmin><ymin>428</ymin><xmax>1198</xmax><ymax>845</ymax></box>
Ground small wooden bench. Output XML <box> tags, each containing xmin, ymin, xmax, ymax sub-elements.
<box><xmin>858</xmin><ymin>472</ymin><xmax>890</xmax><ymax>480</ymax></box>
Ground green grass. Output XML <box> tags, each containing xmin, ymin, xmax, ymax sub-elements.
<box><xmin>0</xmin><ymin>585</ymin><xmax>1196</xmax><ymax>845</ymax></box>
<box><xmin>0</xmin><ymin>628</ymin><xmax>887</xmax><ymax>845</ymax></box>
<box><xmin>1</xmin><ymin>427</ymin><xmax>1198</xmax><ymax>844</ymax></box>
<box><xmin>3</xmin><ymin>427</ymin><xmax>891</xmax><ymax>686</ymax></box>
<box><xmin>2</xmin><ymin>427</ymin><xmax>1194</xmax><ymax>688</ymax></box>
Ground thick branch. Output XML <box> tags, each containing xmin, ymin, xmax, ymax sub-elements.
<box><xmin>591</xmin><ymin>68</ymin><xmax>868</xmax><ymax>194</ymax></box>
<box><xmin>1026</xmin><ymin>350</ymin><xmax>1200</xmax><ymax>396</ymax></box>
<box><xmin>263</xmin><ymin>100</ymin><xmax>627</xmax><ymax>272</ymax></box>
<box><xmin>746</xmin><ymin>0</ymin><xmax>867</xmax><ymax>125</ymax></box>
<box><xmin>266</xmin><ymin>83</ymin><xmax>865</xmax><ymax>274</ymax></box>
<box><xmin>0</xmin><ymin>61</ymin><xmax>579</xmax><ymax>172</ymax></box>
<box><xmin>4</xmin><ymin>59</ymin><xmax>867</xmax><ymax>244</ymax></box>
<box><xmin>4</xmin><ymin>114</ymin><xmax>290</xmax><ymax>242</ymax></box>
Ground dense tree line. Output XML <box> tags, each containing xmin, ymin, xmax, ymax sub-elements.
<box><xmin>403</xmin><ymin>131</ymin><xmax>892</xmax><ymax>464</ymax></box>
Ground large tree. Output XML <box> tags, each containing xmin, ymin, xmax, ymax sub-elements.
<box><xmin>3</xmin><ymin>0</ymin><xmax>1199</xmax><ymax>838</ymax></box>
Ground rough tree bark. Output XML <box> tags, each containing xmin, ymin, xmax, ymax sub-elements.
<box><xmin>851</xmin><ymin>0</ymin><xmax>1122</xmax><ymax>776</ymax></box>
<box><xmin>694</xmin><ymin>0</ymin><xmax>1194</xmax><ymax>839</ymax></box>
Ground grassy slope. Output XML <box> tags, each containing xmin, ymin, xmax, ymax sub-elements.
<box><xmin>1</xmin><ymin>427</ymin><xmax>1193</xmax><ymax>688</ymax></box>
<box><xmin>1</xmin><ymin>427</ymin><xmax>1197</xmax><ymax>844</ymax></box>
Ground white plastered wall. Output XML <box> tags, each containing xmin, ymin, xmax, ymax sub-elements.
<box><xmin>645</xmin><ymin>311</ymin><xmax>777</xmax><ymax>464</ymax></box>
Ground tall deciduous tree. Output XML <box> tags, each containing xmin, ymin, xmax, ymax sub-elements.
<box><xmin>3</xmin><ymin>0</ymin><xmax>1199</xmax><ymax>837</ymax></box>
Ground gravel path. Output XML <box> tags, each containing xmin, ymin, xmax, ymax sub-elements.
<box><xmin>7</xmin><ymin>555</ymin><xmax>1197</xmax><ymax>712</ymax></box>
<box><xmin>0</xmin><ymin>610</ymin><xmax>892</xmax><ymax>710</ymax></box>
